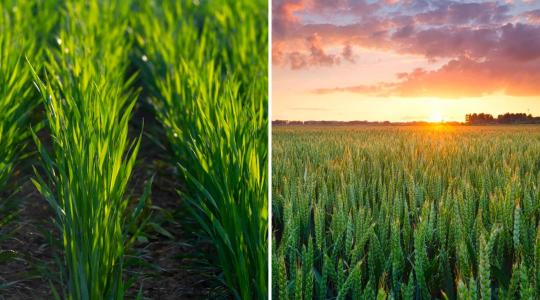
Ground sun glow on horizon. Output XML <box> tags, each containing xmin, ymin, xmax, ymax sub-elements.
<box><xmin>273</xmin><ymin>0</ymin><xmax>540</xmax><ymax>122</ymax></box>
<box><xmin>429</xmin><ymin>112</ymin><xmax>443</xmax><ymax>123</ymax></box>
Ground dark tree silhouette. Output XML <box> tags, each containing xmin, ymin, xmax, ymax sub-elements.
<box><xmin>465</xmin><ymin>113</ymin><xmax>540</xmax><ymax>124</ymax></box>
<box><xmin>465</xmin><ymin>113</ymin><xmax>495</xmax><ymax>124</ymax></box>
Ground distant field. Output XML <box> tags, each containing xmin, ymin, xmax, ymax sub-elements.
<box><xmin>272</xmin><ymin>125</ymin><xmax>540</xmax><ymax>299</ymax></box>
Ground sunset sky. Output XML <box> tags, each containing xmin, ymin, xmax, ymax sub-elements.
<box><xmin>272</xmin><ymin>0</ymin><xmax>540</xmax><ymax>122</ymax></box>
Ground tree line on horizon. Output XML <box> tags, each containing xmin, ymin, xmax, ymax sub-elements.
<box><xmin>273</xmin><ymin>112</ymin><xmax>540</xmax><ymax>126</ymax></box>
<box><xmin>465</xmin><ymin>113</ymin><xmax>540</xmax><ymax>124</ymax></box>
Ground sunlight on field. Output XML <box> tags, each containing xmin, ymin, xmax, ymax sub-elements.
<box><xmin>273</xmin><ymin>124</ymin><xmax>540</xmax><ymax>299</ymax></box>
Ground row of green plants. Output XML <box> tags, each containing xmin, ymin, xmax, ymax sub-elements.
<box><xmin>0</xmin><ymin>0</ymin><xmax>57</xmax><ymax>265</ymax></box>
<box><xmin>272</xmin><ymin>126</ymin><xmax>540</xmax><ymax>299</ymax></box>
<box><xmin>135</xmin><ymin>1</ymin><xmax>268</xmax><ymax>298</ymax></box>
<box><xmin>1</xmin><ymin>0</ymin><xmax>268</xmax><ymax>298</ymax></box>
<box><xmin>31</xmin><ymin>0</ymin><xmax>142</xmax><ymax>298</ymax></box>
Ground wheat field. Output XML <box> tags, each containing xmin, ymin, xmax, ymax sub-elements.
<box><xmin>272</xmin><ymin>125</ymin><xmax>540</xmax><ymax>299</ymax></box>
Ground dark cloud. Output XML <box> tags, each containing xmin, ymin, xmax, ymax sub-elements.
<box><xmin>498</xmin><ymin>23</ymin><xmax>540</xmax><ymax>61</ymax></box>
<box><xmin>397</xmin><ymin>26</ymin><xmax>499</xmax><ymax>59</ymax></box>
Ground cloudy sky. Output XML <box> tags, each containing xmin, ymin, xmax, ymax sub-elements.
<box><xmin>272</xmin><ymin>0</ymin><xmax>540</xmax><ymax>122</ymax></box>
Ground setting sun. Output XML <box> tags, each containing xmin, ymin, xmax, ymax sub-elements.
<box><xmin>429</xmin><ymin>112</ymin><xmax>443</xmax><ymax>123</ymax></box>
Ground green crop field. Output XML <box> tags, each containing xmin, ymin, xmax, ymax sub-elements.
<box><xmin>0</xmin><ymin>0</ymin><xmax>267</xmax><ymax>298</ymax></box>
<box><xmin>272</xmin><ymin>125</ymin><xmax>540</xmax><ymax>299</ymax></box>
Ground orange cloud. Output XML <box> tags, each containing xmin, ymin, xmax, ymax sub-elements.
<box><xmin>313</xmin><ymin>56</ymin><xmax>540</xmax><ymax>97</ymax></box>
<box><xmin>279</xmin><ymin>0</ymin><xmax>306</xmax><ymax>23</ymax></box>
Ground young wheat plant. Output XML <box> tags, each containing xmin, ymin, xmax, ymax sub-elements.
<box><xmin>136</xmin><ymin>0</ymin><xmax>268</xmax><ymax>298</ymax></box>
<box><xmin>0</xmin><ymin>0</ymin><xmax>57</xmax><ymax>249</ymax></box>
<box><xmin>30</xmin><ymin>1</ymin><xmax>141</xmax><ymax>298</ymax></box>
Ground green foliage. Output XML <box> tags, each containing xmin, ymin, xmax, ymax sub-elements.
<box><xmin>136</xmin><ymin>0</ymin><xmax>268</xmax><ymax>298</ymax></box>
<box><xmin>1</xmin><ymin>0</ymin><xmax>267</xmax><ymax>298</ymax></box>
<box><xmin>0</xmin><ymin>0</ymin><xmax>56</xmax><ymax>197</ymax></box>
<box><xmin>30</xmin><ymin>1</ymin><xmax>140</xmax><ymax>298</ymax></box>
<box><xmin>0</xmin><ymin>3</ymin><xmax>32</xmax><ymax>193</ymax></box>
<box><xmin>273</xmin><ymin>126</ymin><xmax>540</xmax><ymax>299</ymax></box>
<box><xmin>0</xmin><ymin>0</ymin><xmax>58</xmax><ymax>277</ymax></box>
<box><xmin>479</xmin><ymin>234</ymin><xmax>490</xmax><ymax>300</ymax></box>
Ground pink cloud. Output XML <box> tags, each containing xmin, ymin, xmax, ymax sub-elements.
<box><xmin>313</xmin><ymin>56</ymin><xmax>540</xmax><ymax>97</ymax></box>
<box><xmin>273</xmin><ymin>0</ymin><xmax>518</xmax><ymax>64</ymax></box>
<box><xmin>274</xmin><ymin>33</ymin><xmax>342</xmax><ymax>69</ymax></box>
<box><xmin>274</xmin><ymin>0</ymin><xmax>540</xmax><ymax>97</ymax></box>
<box><xmin>306</xmin><ymin>33</ymin><xmax>340</xmax><ymax>67</ymax></box>
<box><xmin>521</xmin><ymin>9</ymin><xmax>540</xmax><ymax>24</ymax></box>
<box><xmin>277</xmin><ymin>0</ymin><xmax>305</xmax><ymax>23</ymax></box>
<box><xmin>498</xmin><ymin>23</ymin><xmax>540</xmax><ymax>61</ymax></box>
<box><xmin>341</xmin><ymin>44</ymin><xmax>355</xmax><ymax>62</ymax></box>
<box><xmin>273</xmin><ymin>0</ymin><xmax>306</xmax><ymax>38</ymax></box>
